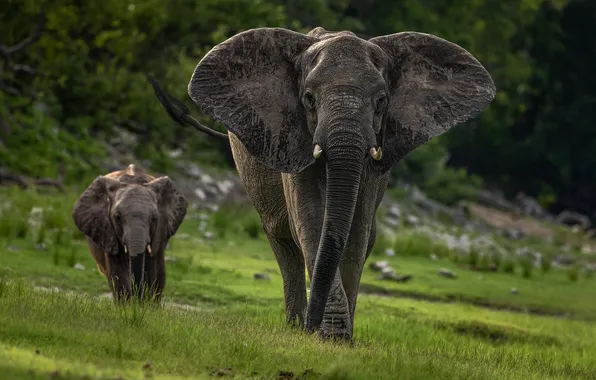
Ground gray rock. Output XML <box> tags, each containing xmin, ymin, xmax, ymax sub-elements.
<box><xmin>384</xmin><ymin>248</ymin><xmax>396</xmax><ymax>257</ymax></box>
<box><xmin>555</xmin><ymin>210</ymin><xmax>591</xmax><ymax>230</ymax></box>
<box><xmin>253</xmin><ymin>273</ymin><xmax>270</xmax><ymax>280</ymax></box>
<box><xmin>74</xmin><ymin>263</ymin><xmax>85</xmax><ymax>270</ymax></box>
<box><xmin>384</xmin><ymin>217</ymin><xmax>399</xmax><ymax>228</ymax></box>
<box><xmin>430</xmin><ymin>253</ymin><xmax>439</xmax><ymax>261</ymax></box>
<box><xmin>203</xmin><ymin>231</ymin><xmax>215</xmax><ymax>240</ymax></box>
<box><xmin>510</xmin><ymin>287</ymin><xmax>518</xmax><ymax>295</ymax></box>
<box><xmin>405</xmin><ymin>215</ymin><xmax>420</xmax><ymax>226</ymax></box>
<box><xmin>438</xmin><ymin>268</ymin><xmax>457</xmax><ymax>279</ymax></box>
<box><xmin>165</xmin><ymin>256</ymin><xmax>177</xmax><ymax>263</ymax></box>
<box><xmin>7</xmin><ymin>245</ymin><xmax>20</xmax><ymax>252</ymax></box>
<box><xmin>370</xmin><ymin>260</ymin><xmax>390</xmax><ymax>272</ymax></box>
<box><xmin>387</xmin><ymin>205</ymin><xmax>402</xmax><ymax>219</ymax></box>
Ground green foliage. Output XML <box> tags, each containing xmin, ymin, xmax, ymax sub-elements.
<box><xmin>503</xmin><ymin>259</ymin><xmax>516</xmax><ymax>274</ymax></box>
<box><xmin>209</xmin><ymin>204</ymin><xmax>263</xmax><ymax>240</ymax></box>
<box><xmin>393</xmin><ymin>230</ymin><xmax>452</xmax><ymax>259</ymax></box>
<box><xmin>567</xmin><ymin>264</ymin><xmax>580</xmax><ymax>282</ymax></box>
<box><xmin>540</xmin><ymin>253</ymin><xmax>553</xmax><ymax>274</ymax></box>
<box><xmin>520</xmin><ymin>257</ymin><xmax>534</xmax><ymax>279</ymax></box>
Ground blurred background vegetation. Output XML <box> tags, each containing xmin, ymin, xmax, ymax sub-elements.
<box><xmin>1</xmin><ymin>0</ymin><xmax>595</xmax><ymax>218</ymax></box>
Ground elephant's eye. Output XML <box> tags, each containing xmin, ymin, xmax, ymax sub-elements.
<box><xmin>375</xmin><ymin>93</ymin><xmax>388</xmax><ymax>114</ymax></box>
<box><xmin>303</xmin><ymin>90</ymin><xmax>316</xmax><ymax>110</ymax></box>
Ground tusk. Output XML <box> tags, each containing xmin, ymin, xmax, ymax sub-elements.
<box><xmin>147</xmin><ymin>244</ymin><xmax>152</xmax><ymax>256</ymax></box>
<box><xmin>370</xmin><ymin>147</ymin><xmax>382</xmax><ymax>161</ymax></box>
<box><xmin>313</xmin><ymin>144</ymin><xmax>323</xmax><ymax>159</ymax></box>
<box><xmin>124</xmin><ymin>245</ymin><xmax>128</xmax><ymax>254</ymax></box>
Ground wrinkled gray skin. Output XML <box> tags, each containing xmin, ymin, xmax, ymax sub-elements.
<box><xmin>154</xmin><ymin>27</ymin><xmax>495</xmax><ymax>340</ymax></box>
<box><xmin>72</xmin><ymin>165</ymin><xmax>188</xmax><ymax>302</ymax></box>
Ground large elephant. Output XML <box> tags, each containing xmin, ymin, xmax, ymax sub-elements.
<box><xmin>150</xmin><ymin>27</ymin><xmax>495</xmax><ymax>340</ymax></box>
<box><xmin>72</xmin><ymin>164</ymin><xmax>188</xmax><ymax>302</ymax></box>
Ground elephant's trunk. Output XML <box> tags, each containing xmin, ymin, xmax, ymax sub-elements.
<box><xmin>126</xmin><ymin>228</ymin><xmax>150</xmax><ymax>300</ymax></box>
<box><xmin>306</xmin><ymin>128</ymin><xmax>365</xmax><ymax>332</ymax></box>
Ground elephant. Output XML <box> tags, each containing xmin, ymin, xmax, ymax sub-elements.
<box><xmin>72</xmin><ymin>164</ymin><xmax>188</xmax><ymax>303</ymax></box>
<box><xmin>149</xmin><ymin>26</ymin><xmax>495</xmax><ymax>340</ymax></box>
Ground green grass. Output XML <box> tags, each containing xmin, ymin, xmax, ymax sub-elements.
<box><xmin>1</xmin><ymin>187</ymin><xmax>596</xmax><ymax>379</ymax></box>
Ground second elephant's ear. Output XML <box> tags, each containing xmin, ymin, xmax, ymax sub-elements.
<box><xmin>146</xmin><ymin>176</ymin><xmax>188</xmax><ymax>251</ymax></box>
<box><xmin>369</xmin><ymin>32</ymin><xmax>496</xmax><ymax>173</ymax></box>
<box><xmin>72</xmin><ymin>176</ymin><xmax>123</xmax><ymax>256</ymax></box>
<box><xmin>188</xmin><ymin>28</ymin><xmax>317</xmax><ymax>173</ymax></box>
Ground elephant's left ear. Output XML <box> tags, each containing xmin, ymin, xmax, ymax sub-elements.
<box><xmin>147</xmin><ymin>177</ymin><xmax>188</xmax><ymax>240</ymax></box>
<box><xmin>369</xmin><ymin>32</ymin><xmax>496</xmax><ymax>173</ymax></box>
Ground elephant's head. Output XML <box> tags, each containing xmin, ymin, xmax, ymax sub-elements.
<box><xmin>72</xmin><ymin>175</ymin><xmax>187</xmax><ymax>292</ymax></box>
<box><xmin>187</xmin><ymin>27</ymin><xmax>495</xmax><ymax>333</ymax></box>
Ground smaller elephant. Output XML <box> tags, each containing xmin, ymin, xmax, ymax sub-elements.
<box><xmin>72</xmin><ymin>164</ymin><xmax>188</xmax><ymax>302</ymax></box>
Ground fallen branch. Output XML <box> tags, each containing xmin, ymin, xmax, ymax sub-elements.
<box><xmin>0</xmin><ymin>168</ymin><xmax>64</xmax><ymax>191</ymax></box>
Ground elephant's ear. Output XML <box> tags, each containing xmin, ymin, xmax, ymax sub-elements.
<box><xmin>72</xmin><ymin>176</ymin><xmax>123</xmax><ymax>256</ymax></box>
<box><xmin>146</xmin><ymin>176</ymin><xmax>188</xmax><ymax>251</ymax></box>
<box><xmin>369</xmin><ymin>32</ymin><xmax>496</xmax><ymax>173</ymax></box>
<box><xmin>188</xmin><ymin>28</ymin><xmax>317</xmax><ymax>173</ymax></box>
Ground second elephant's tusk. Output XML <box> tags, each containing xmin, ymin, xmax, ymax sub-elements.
<box><xmin>124</xmin><ymin>245</ymin><xmax>128</xmax><ymax>254</ymax></box>
<box><xmin>370</xmin><ymin>147</ymin><xmax>382</xmax><ymax>161</ymax></box>
<box><xmin>313</xmin><ymin>144</ymin><xmax>323</xmax><ymax>159</ymax></box>
<box><xmin>147</xmin><ymin>244</ymin><xmax>152</xmax><ymax>256</ymax></box>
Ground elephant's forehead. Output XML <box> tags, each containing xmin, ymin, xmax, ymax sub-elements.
<box><xmin>114</xmin><ymin>186</ymin><xmax>155</xmax><ymax>204</ymax></box>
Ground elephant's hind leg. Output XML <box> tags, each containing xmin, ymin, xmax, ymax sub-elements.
<box><xmin>267</xmin><ymin>235</ymin><xmax>307</xmax><ymax>327</ymax></box>
<box><xmin>228</xmin><ymin>132</ymin><xmax>307</xmax><ymax>327</ymax></box>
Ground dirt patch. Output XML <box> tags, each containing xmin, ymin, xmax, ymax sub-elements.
<box><xmin>434</xmin><ymin>319</ymin><xmax>561</xmax><ymax>346</ymax></box>
<box><xmin>460</xmin><ymin>201</ymin><xmax>553</xmax><ymax>238</ymax></box>
<box><xmin>358</xmin><ymin>283</ymin><xmax>574</xmax><ymax>319</ymax></box>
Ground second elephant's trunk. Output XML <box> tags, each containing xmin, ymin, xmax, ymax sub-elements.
<box><xmin>126</xmin><ymin>230</ymin><xmax>149</xmax><ymax>300</ymax></box>
<box><xmin>306</xmin><ymin>130</ymin><xmax>365</xmax><ymax>332</ymax></box>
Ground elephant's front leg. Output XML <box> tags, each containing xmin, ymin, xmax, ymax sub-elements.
<box><xmin>106</xmin><ymin>251</ymin><xmax>132</xmax><ymax>303</ymax></box>
<box><xmin>144</xmin><ymin>251</ymin><xmax>165</xmax><ymax>303</ymax></box>
<box><xmin>283</xmin><ymin>170</ymin><xmax>352</xmax><ymax>340</ymax></box>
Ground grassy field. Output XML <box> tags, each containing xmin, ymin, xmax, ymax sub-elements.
<box><xmin>1</xmin><ymin>187</ymin><xmax>596</xmax><ymax>379</ymax></box>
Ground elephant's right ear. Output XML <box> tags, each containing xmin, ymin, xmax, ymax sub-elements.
<box><xmin>188</xmin><ymin>28</ymin><xmax>317</xmax><ymax>173</ymax></box>
<box><xmin>72</xmin><ymin>176</ymin><xmax>123</xmax><ymax>256</ymax></box>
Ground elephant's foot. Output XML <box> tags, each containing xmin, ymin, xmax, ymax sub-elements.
<box><xmin>316</xmin><ymin>282</ymin><xmax>353</xmax><ymax>341</ymax></box>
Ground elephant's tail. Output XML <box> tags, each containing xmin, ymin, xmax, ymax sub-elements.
<box><xmin>147</xmin><ymin>75</ymin><xmax>229</xmax><ymax>141</ymax></box>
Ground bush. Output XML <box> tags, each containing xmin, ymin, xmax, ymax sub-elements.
<box><xmin>392</xmin><ymin>230</ymin><xmax>451</xmax><ymax>259</ymax></box>
<box><xmin>567</xmin><ymin>264</ymin><xmax>580</xmax><ymax>282</ymax></box>
<box><xmin>209</xmin><ymin>204</ymin><xmax>263</xmax><ymax>240</ymax></box>
<box><xmin>540</xmin><ymin>253</ymin><xmax>553</xmax><ymax>274</ymax></box>
<box><xmin>520</xmin><ymin>257</ymin><xmax>533</xmax><ymax>279</ymax></box>
<box><xmin>502</xmin><ymin>258</ymin><xmax>515</xmax><ymax>274</ymax></box>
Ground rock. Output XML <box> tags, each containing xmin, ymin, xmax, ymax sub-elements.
<box><xmin>384</xmin><ymin>217</ymin><xmax>399</xmax><ymax>228</ymax></box>
<box><xmin>510</xmin><ymin>287</ymin><xmax>518</xmax><ymax>295</ymax></box>
<box><xmin>253</xmin><ymin>273</ymin><xmax>270</xmax><ymax>280</ymax></box>
<box><xmin>387</xmin><ymin>204</ymin><xmax>402</xmax><ymax>219</ymax></box>
<box><xmin>553</xmin><ymin>254</ymin><xmax>576</xmax><ymax>267</ymax></box>
<box><xmin>7</xmin><ymin>245</ymin><xmax>20</xmax><ymax>252</ymax></box>
<box><xmin>502</xmin><ymin>228</ymin><xmax>524</xmax><ymax>240</ymax></box>
<box><xmin>176</xmin><ymin>233</ymin><xmax>190</xmax><ymax>240</ymax></box>
<box><xmin>555</xmin><ymin>210</ymin><xmax>591</xmax><ymax>230</ymax></box>
<box><xmin>384</xmin><ymin>248</ymin><xmax>396</xmax><ymax>257</ymax></box>
<box><xmin>378</xmin><ymin>271</ymin><xmax>413</xmax><ymax>283</ymax></box>
<box><xmin>203</xmin><ymin>231</ymin><xmax>215</xmax><ymax>240</ymax></box>
<box><xmin>438</xmin><ymin>268</ymin><xmax>457</xmax><ymax>279</ymax></box>
<box><xmin>476</xmin><ymin>188</ymin><xmax>516</xmax><ymax>212</ymax></box>
<box><xmin>168</xmin><ymin>149</ymin><xmax>183</xmax><ymax>159</ymax></box>
<box><xmin>164</xmin><ymin>256</ymin><xmax>177</xmax><ymax>263</ymax></box>
<box><xmin>405</xmin><ymin>215</ymin><xmax>420</xmax><ymax>226</ymax></box>
<box><xmin>369</xmin><ymin>260</ymin><xmax>390</xmax><ymax>272</ymax></box>
<box><xmin>514</xmin><ymin>192</ymin><xmax>548</xmax><ymax>219</ymax></box>
<box><xmin>74</xmin><ymin>263</ymin><xmax>85</xmax><ymax>270</ymax></box>
<box><xmin>581</xmin><ymin>244</ymin><xmax>595</xmax><ymax>255</ymax></box>
<box><xmin>430</xmin><ymin>253</ymin><xmax>439</xmax><ymax>261</ymax></box>
<box><xmin>194</xmin><ymin>188</ymin><xmax>206</xmax><ymax>201</ymax></box>
<box><xmin>35</xmin><ymin>243</ymin><xmax>47</xmax><ymax>251</ymax></box>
